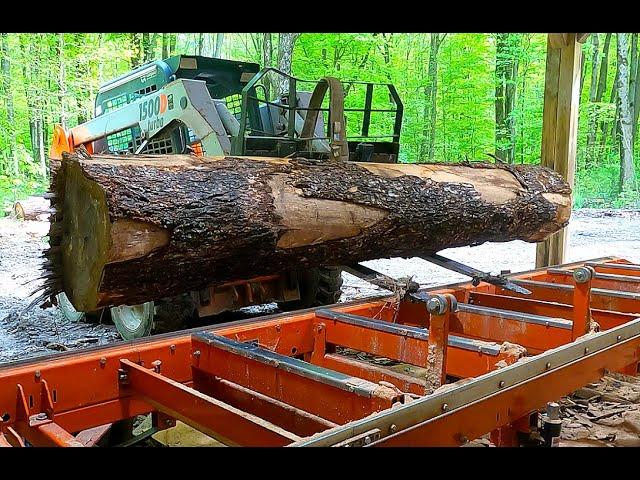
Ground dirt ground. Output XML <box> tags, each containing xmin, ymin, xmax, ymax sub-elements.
<box><xmin>0</xmin><ymin>218</ymin><xmax>119</xmax><ymax>363</ymax></box>
<box><xmin>1</xmin><ymin>208</ymin><xmax>640</xmax><ymax>446</ymax></box>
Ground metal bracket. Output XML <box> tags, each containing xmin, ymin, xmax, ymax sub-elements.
<box><xmin>422</xmin><ymin>254</ymin><xmax>532</xmax><ymax>295</ymax></box>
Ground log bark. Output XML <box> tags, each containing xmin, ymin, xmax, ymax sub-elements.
<box><xmin>45</xmin><ymin>153</ymin><xmax>572</xmax><ymax>312</ymax></box>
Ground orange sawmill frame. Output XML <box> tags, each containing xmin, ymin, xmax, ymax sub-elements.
<box><xmin>1</xmin><ymin>256</ymin><xmax>640</xmax><ymax>447</ymax></box>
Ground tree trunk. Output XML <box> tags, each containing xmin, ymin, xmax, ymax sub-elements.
<box><xmin>616</xmin><ymin>33</ymin><xmax>637</xmax><ymax>191</ymax></box>
<box><xmin>277</xmin><ymin>33</ymin><xmax>300</xmax><ymax>96</ymax></box>
<box><xmin>169</xmin><ymin>34</ymin><xmax>177</xmax><ymax>56</ymax></box>
<box><xmin>46</xmin><ymin>153</ymin><xmax>571</xmax><ymax>312</ymax></box>
<box><xmin>420</xmin><ymin>33</ymin><xmax>444</xmax><ymax>160</ymax></box>
<box><xmin>633</xmin><ymin>46</ymin><xmax>640</xmax><ymax>142</ymax></box>
<box><xmin>142</xmin><ymin>33</ymin><xmax>151</xmax><ymax>62</ymax></box>
<box><xmin>37</xmin><ymin>117</ymin><xmax>46</xmax><ymax>179</ymax></box>
<box><xmin>586</xmin><ymin>34</ymin><xmax>600</xmax><ymax>166</ymax></box>
<box><xmin>596</xmin><ymin>33</ymin><xmax>612</xmax><ymax>102</ymax></box>
<box><xmin>130</xmin><ymin>33</ymin><xmax>141</xmax><ymax>68</ymax></box>
<box><xmin>630</xmin><ymin>34</ymin><xmax>638</xmax><ymax>105</ymax></box>
<box><xmin>495</xmin><ymin>33</ymin><xmax>520</xmax><ymax>164</ymax></box>
<box><xmin>214</xmin><ymin>33</ymin><xmax>224</xmax><ymax>58</ymax></box>
<box><xmin>162</xmin><ymin>33</ymin><xmax>168</xmax><ymax>59</ymax></box>
<box><xmin>600</xmin><ymin>41</ymin><xmax>621</xmax><ymax>156</ymax></box>
<box><xmin>630</xmin><ymin>33</ymin><xmax>639</xmax><ymax>157</ymax></box>
<box><xmin>1</xmin><ymin>32</ymin><xmax>18</xmax><ymax>177</ymax></box>
<box><xmin>262</xmin><ymin>33</ymin><xmax>273</xmax><ymax>100</ymax></box>
<box><xmin>58</xmin><ymin>33</ymin><xmax>67</xmax><ymax>129</ymax></box>
<box><xmin>197</xmin><ymin>33</ymin><xmax>204</xmax><ymax>56</ymax></box>
<box><xmin>579</xmin><ymin>48</ymin><xmax>586</xmax><ymax>98</ymax></box>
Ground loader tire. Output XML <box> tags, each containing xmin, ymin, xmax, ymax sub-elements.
<box><xmin>278</xmin><ymin>267</ymin><xmax>343</xmax><ymax>311</ymax></box>
<box><xmin>111</xmin><ymin>294</ymin><xmax>196</xmax><ymax>340</ymax></box>
<box><xmin>152</xmin><ymin>293</ymin><xmax>197</xmax><ymax>334</ymax></box>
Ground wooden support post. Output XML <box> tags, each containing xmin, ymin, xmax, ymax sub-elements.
<box><xmin>536</xmin><ymin>33</ymin><xmax>582</xmax><ymax>268</ymax></box>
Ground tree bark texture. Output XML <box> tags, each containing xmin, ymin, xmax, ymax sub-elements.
<box><xmin>277</xmin><ymin>33</ymin><xmax>300</xmax><ymax>96</ymax></box>
<box><xmin>1</xmin><ymin>32</ymin><xmax>18</xmax><ymax>177</ymax></box>
<box><xmin>262</xmin><ymin>33</ymin><xmax>273</xmax><ymax>100</ymax></box>
<box><xmin>495</xmin><ymin>33</ymin><xmax>520</xmax><ymax>164</ymax></box>
<box><xmin>421</xmin><ymin>33</ymin><xmax>445</xmax><ymax>160</ymax></box>
<box><xmin>616</xmin><ymin>33</ymin><xmax>637</xmax><ymax>191</ymax></box>
<box><xmin>45</xmin><ymin>153</ymin><xmax>572</xmax><ymax>312</ymax></box>
<box><xmin>586</xmin><ymin>34</ymin><xmax>600</xmax><ymax>166</ymax></box>
<box><xmin>214</xmin><ymin>33</ymin><xmax>224</xmax><ymax>58</ymax></box>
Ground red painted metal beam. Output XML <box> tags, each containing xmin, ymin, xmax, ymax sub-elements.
<box><xmin>375</xmin><ymin>336</ymin><xmax>640</xmax><ymax>446</ymax></box>
<box><xmin>192</xmin><ymin>371</ymin><xmax>337</xmax><ymax>437</ymax></box>
<box><xmin>496</xmin><ymin>281</ymin><xmax>640</xmax><ymax>314</ymax></box>
<box><xmin>314</xmin><ymin>353</ymin><xmax>426</xmax><ymax>396</ymax></box>
<box><xmin>191</xmin><ymin>334</ymin><xmax>400</xmax><ymax>425</ymax></box>
<box><xmin>316</xmin><ymin>315</ymin><xmax>522</xmax><ymax>378</ymax></box>
<box><xmin>120</xmin><ymin>359</ymin><xmax>299</xmax><ymax>446</ymax></box>
<box><xmin>468</xmin><ymin>292</ymin><xmax>638</xmax><ymax>330</ymax></box>
<box><xmin>15</xmin><ymin>420</ymin><xmax>83</xmax><ymax>447</ymax></box>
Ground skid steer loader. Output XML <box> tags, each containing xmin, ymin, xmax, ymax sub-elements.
<box><xmin>49</xmin><ymin>54</ymin><xmax>404</xmax><ymax>340</ymax></box>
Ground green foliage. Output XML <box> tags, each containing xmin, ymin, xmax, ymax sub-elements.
<box><xmin>0</xmin><ymin>33</ymin><xmax>638</xmax><ymax>209</ymax></box>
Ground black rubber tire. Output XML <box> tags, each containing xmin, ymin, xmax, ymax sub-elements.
<box><xmin>278</xmin><ymin>267</ymin><xmax>343</xmax><ymax>311</ymax></box>
<box><xmin>153</xmin><ymin>293</ymin><xmax>197</xmax><ymax>334</ymax></box>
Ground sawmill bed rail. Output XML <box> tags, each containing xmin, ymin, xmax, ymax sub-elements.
<box><xmin>1</xmin><ymin>256</ymin><xmax>640</xmax><ymax>447</ymax></box>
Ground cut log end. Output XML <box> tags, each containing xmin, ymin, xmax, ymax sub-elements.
<box><xmin>60</xmin><ymin>160</ymin><xmax>111</xmax><ymax>311</ymax></box>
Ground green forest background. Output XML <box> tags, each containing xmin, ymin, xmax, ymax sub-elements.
<box><xmin>1</xmin><ymin>33</ymin><xmax>638</xmax><ymax>213</ymax></box>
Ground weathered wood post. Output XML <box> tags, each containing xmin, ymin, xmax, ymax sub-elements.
<box><xmin>536</xmin><ymin>33</ymin><xmax>588</xmax><ymax>267</ymax></box>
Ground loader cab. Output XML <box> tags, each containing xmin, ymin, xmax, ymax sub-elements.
<box><xmin>233</xmin><ymin>68</ymin><xmax>403</xmax><ymax>163</ymax></box>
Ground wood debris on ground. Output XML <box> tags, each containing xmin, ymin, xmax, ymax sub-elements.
<box><xmin>558</xmin><ymin>372</ymin><xmax>640</xmax><ymax>447</ymax></box>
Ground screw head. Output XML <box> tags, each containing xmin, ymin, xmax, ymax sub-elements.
<box><xmin>34</xmin><ymin>370</ymin><xmax>41</xmax><ymax>380</ymax></box>
<box><xmin>36</xmin><ymin>413</ymin><xmax>47</xmax><ymax>421</ymax></box>
<box><xmin>546</xmin><ymin>362</ymin><xmax>551</xmax><ymax>370</ymax></box>
<box><xmin>427</xmin><ymin>295</ymin><xmax>447</xmax><ymax>315</ymax></box>
<box><xmin>573</xmin><ymin>267</ymin><xmax>592</xmax><ymax>284</ymax></box>
<box><xmin>169</xmin><ymin>344</ymin><xmax>176</xmax><ymax>353</ymax></box>
<box><xmin>441</xmin><ymin>403</ymin><xmax>449</xmax><ymax>411</ymax></box>
<box><xmin>193</xmin><ymin>350</ymin><xmax>201</xmax><ymax>358</ymax></box>
<box><xmin>364</xmin><ymin>436</ymin><xmax>372</xmax><ymax>445</ymax></box>
<box><xmin>617</xmin><ymin>335</ymin><xmax>622</xmax><ymax>342</ymax></box>
<box><xmin>99</xmin><ymin>357</ymin><xmax>107</xmax><ymax>367</ymax></box>
<box><xmin>499</xmin><ymin>381</ymin><xmax>505</xmax><ymax>388</ymax></box>
<box><xmin>389</xmin><ymin>424</ymin><xmax>397</xmax><ymax>433</ymax></box>
<box><xmin>584</xmin><ymin>347</ymin><xmax>590</xmax><ymax>354</ymax></box>
<box><xmin>152</xmin><ymin>360</ymin><xmax>162</xmax><ymax>373</ymax></box>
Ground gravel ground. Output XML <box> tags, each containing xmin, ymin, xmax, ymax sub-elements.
<box><xmin>1</xmin><ymin>208</ymin><xmax>639</xmax><ymax>364</ymax></box>
<box><xmin>0</xmin><ymin>219</ymin><xmax>119</xmax><ymax>363</ymax></box>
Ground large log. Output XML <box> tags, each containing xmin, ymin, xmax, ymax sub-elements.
<box><xmin>44</xmin><ymin>153</ymin><xmax>571</xmax><ymax>311</ymax></box>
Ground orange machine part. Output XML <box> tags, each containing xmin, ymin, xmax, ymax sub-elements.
<box><xmin>0</xmin><ymin>256</ymin><xmax>639</xmax><ymax>447</ymax></box>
